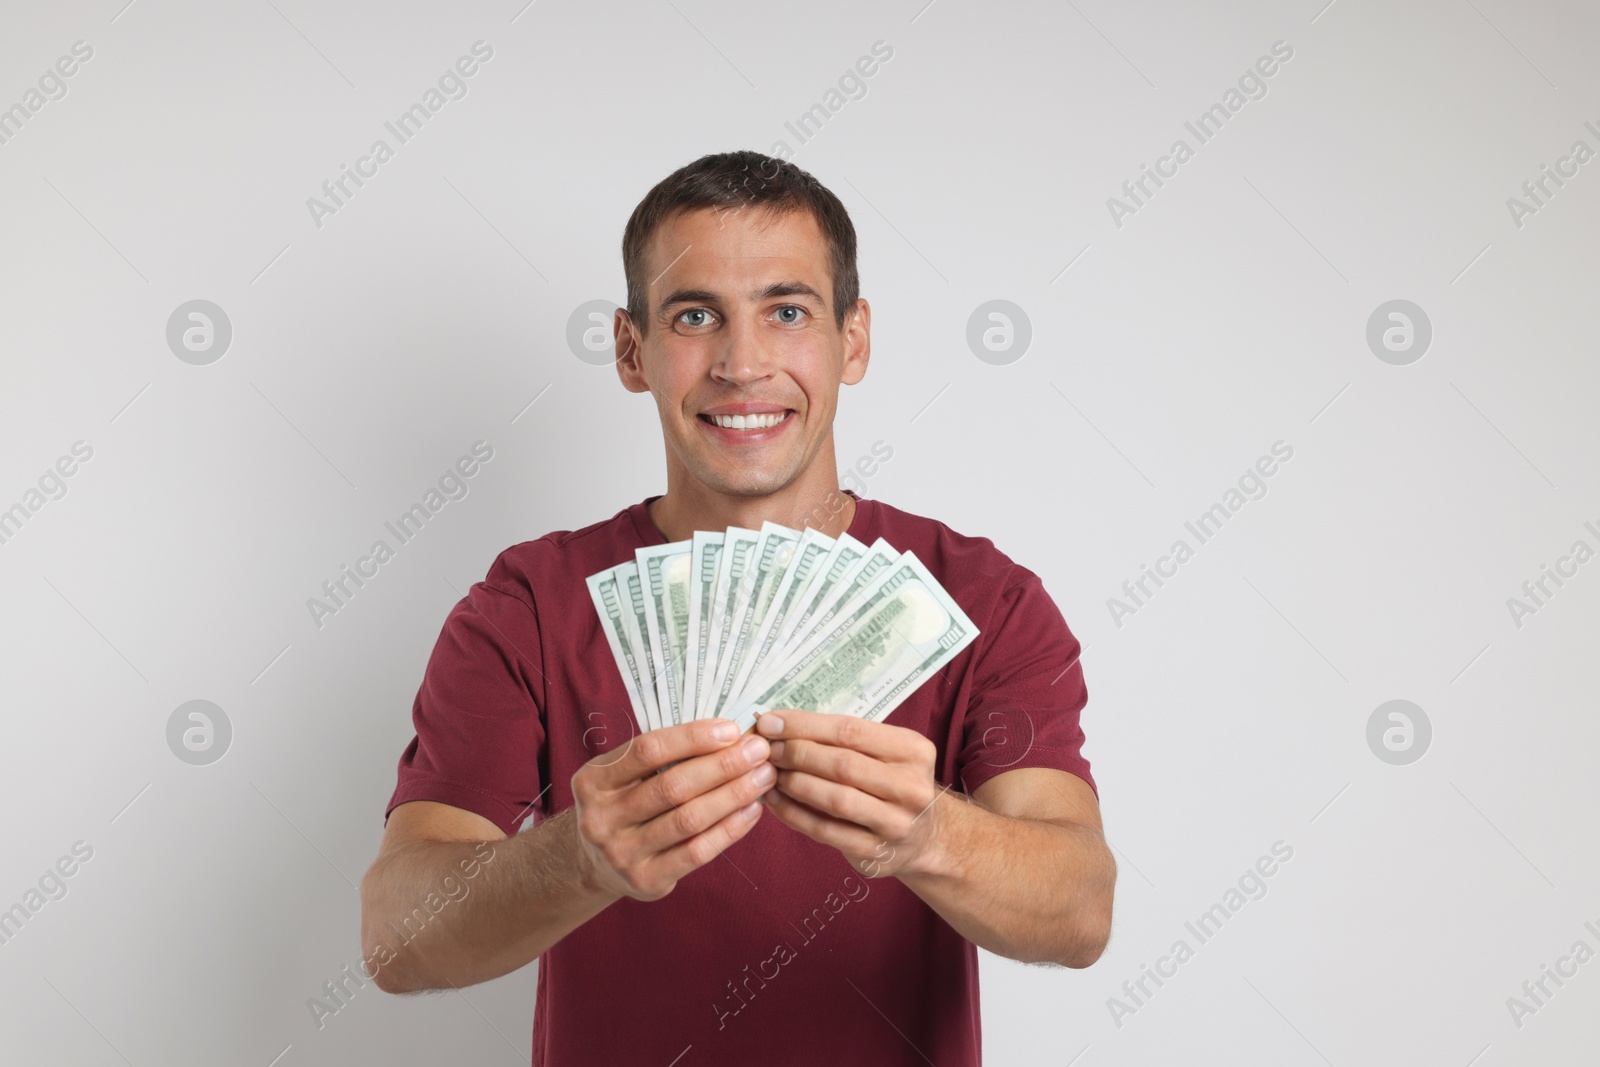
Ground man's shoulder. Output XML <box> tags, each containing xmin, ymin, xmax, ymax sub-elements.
<box><xmin>867</xmin><ymin>496</ymin><xmax>1037</xmax><ymax>596</ymax></box>
<box><xmin>479</xmin><ymin>502</ymin><xmax>642</xmax><ymax>601</ymax></box>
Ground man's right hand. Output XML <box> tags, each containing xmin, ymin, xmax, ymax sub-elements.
<box><xmin>570</xmin><ymin>719</ymin><xmax>773</xmax><ymax>902</ymax></box>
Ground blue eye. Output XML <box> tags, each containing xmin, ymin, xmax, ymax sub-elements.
<box><xmin>679</xmin><ymin>308</ymin><xmax>714</xmax><ymax>328</ymax></box>
<box><xmin>774</xmin><ymin>305</ymin><xmax>805</xmax><ymax>324</ymax></box>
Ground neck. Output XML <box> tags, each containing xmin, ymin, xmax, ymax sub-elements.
<box><xmin>648</xmin><ymin>448</ymin><xmax>858</xmax><ymax>543</ymax></box>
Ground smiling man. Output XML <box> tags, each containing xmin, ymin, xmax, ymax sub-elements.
<box><xmin>361</xmin><ymin>150</ymin><xmax>1114</xmax><ymax>1066</ymax></box>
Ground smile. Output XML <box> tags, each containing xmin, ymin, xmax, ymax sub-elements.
<box><xmin>702</xmin><ymin>411</ymin><xmax>791</xmax><ymax>430</ymax></box>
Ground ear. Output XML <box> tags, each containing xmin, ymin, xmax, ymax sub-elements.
<box><xmin>839</xmin><ymin>298</ymin><xmax>871</xmax><ymax>386</ymax></box>
<box><xmin>613</xmin><ymin>308</ymin><xmax>651</xmax><ymax>393</ymax></box>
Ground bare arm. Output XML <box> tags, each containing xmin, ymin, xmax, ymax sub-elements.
<box><xmin>895</xmin><ymin>768</ymin><xmax>1114</xmax><ymax>966</ymax></box>
<box><xmin>360</xmin><ymin>803</ymin><xmax>602</xmax><ymax>993</ymax></box>
<box><xmin>360</xmin><ymin>719</ymin><xmax>776</xmax><ymax>994</ymax></box>
<box><xmin>757</xmin><ymin>710</ymin><xmax>1114</xmax><ymax>968</ymax></box>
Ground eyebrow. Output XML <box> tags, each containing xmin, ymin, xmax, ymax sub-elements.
<box><xmin>655</xmin><ymin>280</ymin><xmax>828</xmax><ymax>316</ymax></box>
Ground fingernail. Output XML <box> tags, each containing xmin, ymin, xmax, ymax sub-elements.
<box><xmin>712</xmin><ymin>720</ymin><xmax>738</xmax><ymax>742</ymax></box>
<box><xmin>756</xmin><ymin>713</ymin><xmax>784</xmax><ymax>735</ymax></box>
<box><xmin>751</xmin><ymin>762</ymin><xmax>776</xmax><ymax>786</ymax></box>
<box><xmin>741</xmin><ymin>736</ymin><xmax>768</xmax><ymax>762</ymax></box>
<box><xmin>744</xmin><ymin>801</ymin><xmax>762</xmax><ymax>819</ymax></box>
<box><xmin>769</xmin><ymin>740</ymin><xmax>786</xmax><ymax>762</ymax></box>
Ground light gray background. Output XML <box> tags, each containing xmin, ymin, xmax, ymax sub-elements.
<box><xmin>2</xmin><ymin>1</ymin><xmax>1597</xmax><ymax>1064</ymax></box>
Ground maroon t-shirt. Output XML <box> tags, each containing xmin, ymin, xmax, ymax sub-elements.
<box><xmin>386</xmin><ymin>493</ymin><xmax>1096</xmax><ymax>1066</ymax></box>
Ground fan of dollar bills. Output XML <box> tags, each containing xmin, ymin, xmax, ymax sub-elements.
<box><xmin>586</xmin><ymin>523</ymin><xmax>980</xmax><ymax>737</ymax></box>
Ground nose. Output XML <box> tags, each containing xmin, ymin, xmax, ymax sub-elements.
<box><xmin>710</xmin><ymin>312</ymin><xmax>775</xmax><ymax>386</ymax></box>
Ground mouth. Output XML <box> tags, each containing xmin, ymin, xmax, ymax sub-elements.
<box><xmin>696</xmin><ymin>405</ymin><xmax>796</xmax><ymax>442</ymax></box>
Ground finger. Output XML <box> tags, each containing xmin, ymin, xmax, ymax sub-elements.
<box><xmin>647</xmin><ymin>798</ymin><xmax>765</xmax><ymax>886</ymax></box>
<box><xmin>622</xmin><ymin>733</ymin><xmax>772</xmax><ymax>826</ymax></box>
<box><xmin>764</xmin><ymin>788</ymin><xmax>881</xmax><ymax>856</ymax></box>
<box><xmin>636</xmin><ymin>761</ymin><xmax>774</xmax><ymax>858</ymax></box>
<box><xmin>591</xmin><ymin>718</ymin><xmax>742</xmax><ymax>787</ymax></box>
<box><xmin>770</xmin><ymin>738</ymin><xmax>920</xmax><ymax>806</ymax></box>
<box><xmin>775</xmin><ymin>769</ymin><xmax>901</xmax><ymax>835</ymax></box>
<box><xmin>755</xmin><ymin>709</ymin><xmax>933</xmax><ymax>765</ymax></box>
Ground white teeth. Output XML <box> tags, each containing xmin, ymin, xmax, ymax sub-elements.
<box><xmin>711</xmin><ymin>412</ymin><xmax>785</xmax><ymax>430</ymax></box>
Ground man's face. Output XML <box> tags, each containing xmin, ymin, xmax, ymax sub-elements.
<box><xmin>615</xmin><ymin>206</ymin><xmax>869</xmax><ymax>499</ymax></box>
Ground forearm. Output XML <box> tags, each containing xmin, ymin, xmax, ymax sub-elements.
<box><xmin>360</xmin><ymin>809</ymin><xmax>618</xmax><ymax>993</ymax></box>
<box><xmin>897</xmin><ymin>792</ymin><xmax>1115</xmax><ymax>967</ymax></box>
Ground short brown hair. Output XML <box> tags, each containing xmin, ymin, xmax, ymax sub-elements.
<box><xmin>621</xmin><ymin>150</ymin><xmax>859</xmax><ymax>335</ymax></box>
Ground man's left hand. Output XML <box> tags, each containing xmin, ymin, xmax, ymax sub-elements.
<box><xmin>756</xmin><ymin>708</ymin><xmax>952</xmax><ymax>879</ymax></box>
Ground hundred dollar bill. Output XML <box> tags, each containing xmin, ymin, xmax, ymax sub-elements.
<box><xmin>742</xmin><ymin>534</ymin><xmax>886</xmax><ymax>701</ymax></box>
<box><xmin>745</xmin><ymin>534</ymin><xmax>902</xmax><ymax>700</ymax></box>
<box><xmin>779</xmin><ymin>537</ymin><xmax>900</xmax><ymax>663</ymax></box>
<box><xmin>725</xmin><ymin>526</ymin><xmax>836</xmax><ymax>708</ymax></box>
<box><xmin>681</xmin><ymin>530</ymin><xmax>724</xmax><ymax>722</ymax></box>
<box><xmin>724</xmin><ymin>550</ymin><xmax>979</xmax><ymax>734</ymax></box>
<box><xmin>636</xmin><ymin>539</ymin><xmax>693</xmax><ymax>726</ymax></box>
<box><xmin>698</xmin><ymin>526</ymin><xmax>761</xmax><ymax>719</ymax></box>
<box><xmin>707</xmin><ymin>522</ymin><xmax>802</xmax><ymax>719</ymax></box>
<box><xmin>617</xmin><ymin>562</ymin><xmax>664</xmax><ymax>731</ymax></box>
<box><xmin>585</xmin><ymin>564</ymin><xmax>655</xmax><ymax>735</ymax></box>
<box><xmin>761</xmin><ymin>532</ymin><xmax>869</xmax><ymax>665</ymax></box>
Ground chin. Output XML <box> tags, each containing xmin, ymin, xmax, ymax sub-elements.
<box><xmin>698</xmin><ymin>464</ymin><xmax>799</xmax><ymax>499</ymax></box>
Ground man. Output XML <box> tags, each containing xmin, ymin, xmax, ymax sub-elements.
<box><xmin>360</xmin><ymin>150</ymin><xmax>1114</xmax><ymax>1065</ymax></box>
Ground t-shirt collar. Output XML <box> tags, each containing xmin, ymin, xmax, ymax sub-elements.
<box><xmin>628</xmin><ymin>491</ymin><xmax>875</xmax><ymax>547</ymax></box>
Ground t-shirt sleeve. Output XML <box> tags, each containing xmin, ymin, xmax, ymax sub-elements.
<box><xmin>385</xmin><ymin>579</ymin><xmax>547</xmax><ymax>837</ymax></box>
<box><xmin>956</xmin><ymin>573</ymin><xmax>1097</xmax><ymax>801</ymax></box>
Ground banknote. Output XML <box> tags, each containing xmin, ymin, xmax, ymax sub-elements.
<box><xmin>681</xmin><ymin>530</ymin><xmax>724</xmax><ymax>722</ymax></box>
<box><xmin>698</xmin><ymin>526</ymin><xmax>762</xmax><ymax>719</ymax></box>
<box><xmin>586</xmin><ymin>565</ymin><xmax>655</xmax><ymax>734</ymax></box>
<box><xmin>617</xmin><ymin>562</ymin><xmax>664</xmax><ymax>731</ymax></box>
<box><xmin>769</xmin><ymin>537</ymin><xmax>899</xmax><ymax>677</ymax></box>
<box><xmin>636</xmin><ymin>541</ymin><xmax>693</xmax><ymax>726</ymax></box>
<box><xmin>724</xmin><ymin>526</ymin><xmax>836</xmax><ymax>706</ymax></box>
<box><xmin>706</xmin><ymin>522</ymin><xmax>803</xmax><ymax>719</ymax></box>
<box><xmin>762</xmin><ymin>532</ymin><xmax>869</xmax><ymax>663</ymax></box>
<box><xmin>724</xmin><ymin>550</ymin><xmax>980</xmax><ymax>734</ymax></box>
